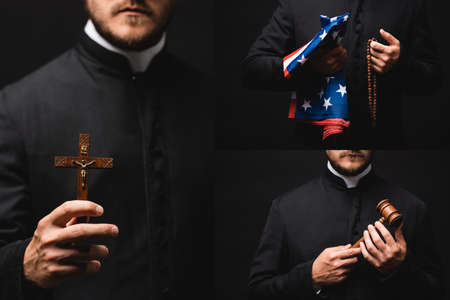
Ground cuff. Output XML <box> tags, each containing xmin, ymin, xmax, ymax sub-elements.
<box><xmin>0</xmin><ymin>238</ymin><xmax>49</xmax><ymax>300</ymax></box>
<box><xmin>282</xmin><ymin>259</ymin><xmax>317</xmax><ymax>298</ymax></box>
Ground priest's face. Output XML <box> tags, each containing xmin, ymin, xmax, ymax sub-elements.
<box><xmin>85</xmin><ymin>0</ymin><xmax>174</xmax><ymax>51</ymax></box>
<box><xmin>326</xmin><ymin>150</ymin><xmax>373</xmax><ymax>176</ymax></box>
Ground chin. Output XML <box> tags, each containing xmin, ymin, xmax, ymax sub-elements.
<box><xmin>344</xmin><ymin>164</ymin><xmax>363</xmax><ymax>172</ymax></box>
<box><xmin>112</xmin><ymin>21</ymin><xmax>154</xmax><ymax>35</ymax></box>
<box><xmin>116</xmin><ymin>28</ymin><xmax>153</xmax><ymax>40</ymax></box>
<box><xmin>107</xmin><ymin>25</ymin><xmax>160</xmax><ymax>50</ymax></box>
<box><xmin>340</xmin><ymin>162</ymin><xmax>368</xmax><ymax>176</ymax></box>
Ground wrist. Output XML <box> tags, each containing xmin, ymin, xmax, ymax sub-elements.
<box><xmin>22</xmin><ymin>240</ymin><xmax>35</xmax><ymax>283</ymax></box>
<box><xmin>311</xmin><ymin>272</ymin><xmax>324</xmax><ymax>291</ymax></box>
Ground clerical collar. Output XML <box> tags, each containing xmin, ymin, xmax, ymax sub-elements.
<box><xmin>327</xmin><ymin>161</ymin><xmax>372</xmax><ymax>189</ymax></box>
<box><xmin>84</xmin><ymin>19</ymin><xmax>166</xmax><ymax>73</ymax></box>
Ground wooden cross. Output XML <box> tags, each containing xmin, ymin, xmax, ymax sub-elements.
<box><xmin>54</xmin><ymin>134</ymin><xmax>113</xmax><ymax>201</ymax></box>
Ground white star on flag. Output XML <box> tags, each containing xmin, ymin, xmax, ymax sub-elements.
<box><xmin>344</xmin><ymin>15</ymin><xmax>349</xmax><ymax>22</ymax></box>
<box><xmin>297</xmin><ymin>55</ymin><xmax>308</xmax><ymax>65</ymax></box>
<box><xmin>302</xmin><ymin>100</ymin><xmax>312</xmax><ymax>111</ymax></box>
<box><xmin>330</xmin><ymin>17</ymin><xmax>337</xmax><ymax>22</ymax></box>
<box><xmin>325</xmin><ymin>76</ymin><xmax>335</xmax><ymax>84</ymax></box>
<box><xmin>319</xmin><ymin>30</ymin><xmax>327</xmax><ymax>40</ymax></box>
<box><xmin>336</xmin><ymin>84</ymin><xmax>347</xmax><ymax>97</ymax></box>
<box><xmin>323</xmin><ymin>98</ymin><xmax>333</xmax><ymax>110</ymax></box>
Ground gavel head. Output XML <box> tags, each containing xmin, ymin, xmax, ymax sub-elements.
<box><xmin>376</xmin><ymin>199</ymin><xmax>403</xmax><ymax>228</ymax></box>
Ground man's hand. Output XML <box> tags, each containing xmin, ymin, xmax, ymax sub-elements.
<box><xmin>309</xmin><ymin>44</ymin><xmax>348</xmax><ymax>75</ymax></box>
<box><xmin>370</xmin><ymin>29</ymin><xmax>401</xmax><ymax>74</ymax></box>
<box><xmin>23</xmin><ymin>200</ymin><xmax>119</xmax><ymax>288</ymax></box>
<box><xmin>360</xmin><ymin>222</ymin><xmax>407</xmax><ymax>274</ymax></box>
<box><xmin>312</xmin><ymin>244</ymin><xmax>361</xmax><ymax>289</ymax></box>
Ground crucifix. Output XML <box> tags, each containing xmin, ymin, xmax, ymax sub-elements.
<box><xmin>54</xmin><ymin>134</ymin><xmax>113</xmax><ymax>221</ymax></box>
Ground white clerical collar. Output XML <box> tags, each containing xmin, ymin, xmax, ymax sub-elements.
<box><xmin>327</xmin><ymin>161</ymin><xmax>372</xmax><ymax>189</ymax></box>
<box><xmin>84</xmin><ymin>20</ymin><xmax>166</xmax><ymax>73</ymax></box>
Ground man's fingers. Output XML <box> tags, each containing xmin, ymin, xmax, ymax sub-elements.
<box><xmin>370</xmin><ymin>41</ymin><xmax>389</xmax><ymax>53</ymax></box>
<box><xmin>339</xmin><ymin>247</ymin><xmax>361</xmax><ymax>259</ymax></box>
<box><xmin>323</xmin><ymin>47</ymin><xmax>347</xmax><ymax>64</ymax></box>
<box><xmin>375</xmin><ymin>221</ymin><xmax>396</xmax><ymax>246</ymax></box>
<box><xmin>371</xmin><ymin>55</ymin><xmax>387</xmax><ymax>68</ymax></box>
<box><xmin>331</xmin><ymin>244</ymin><xmax>351</xmax><ymax>251</ymax></box>
<box><xmin>369</xmin><ymin>48</ymin><xmax>384</xmax><ymax>60</ymax></box>
<box><xmin>328</xmin><ymin>46</ymin><xmax>346</xmax><ymax>58</ymax></box>
<box><xmin>380</xmin><ymin>29</ymin><xmax>400</xmax><ymax>46</ymax></box>
<box><xmin>45</xmin><ymin>263</ymin><xmax>86</xmax><ymax>278</ymax></box>
<box><xmin>339</xmin><ymin>257</ymin><xmax>358</xmax><ymax>268</ymax></box>
<box><xmin>49</xmin><ymin>201</ymin><xmax>104</xmax><ymax>226</ymax></box>
<box><xmin>372</xmin><ymin>64</ymin><xmax>384</xmax><ymax>74</ymax></box>
<box><xmin>56</xmin><ymin>223</ymin><xmax>119</xmax><ymax>243</ymax></box>
<box><xmin>66</xmin><ymin>217</ymin><xmax>78</xmax><ymax>227</ymax></box>
<box><xmin>370</xmin><ymin>56</ymin><xmax>388</xmax><ymax>74</ymax></box>
<box><xmin>330</xmin><ymin>62</ymin><xmax>344</xmax><ymax>74</ymax></box>
<box><xmin>85</xmin><ymin>260</ymin><xmax>102</xmax><ymax>274</ymax></box>
<box><xmin>363</xmin><ymin>230</ymin><xmax>380</xmax><ymax>258</ymax></box>
<box><xmin>337</xmin><ymin>50</ymin><xmax>348</xmax><ymax>65</ymax></box>
<box><xmin>59</xmin><ymin>245</ymin><xmax>109</xmax><ymax>264</ymax></box>
<box><xmin>368</xmin><ymin>225</ymin><xmax>386</xmax><ymax>251</ymax></box>
<box><xmin>75</xmin><ymin>245</ymin><xmax>109</xmax><ymax>261</ymax></box>
<box><xmin>360</xmin><ymin>242</ymin><xmax>378</xmax><ymax>267</ymax></box>
<box><xmin>40</xmin><ymin>260</ymin><xmax>101</xmax><ymax>280</ymax></box>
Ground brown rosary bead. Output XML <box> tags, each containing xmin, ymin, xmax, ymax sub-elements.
<box><xmin>367</xmin><ymin>38</ymin><xmax>377</xmax><ymax>128</ymax></box>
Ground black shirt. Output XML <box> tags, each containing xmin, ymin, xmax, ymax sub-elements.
<box><xmin>0</xmin><ymin>32</ymin><xmax>213</xmax><ymax>300</ymax></box>
<box><xmin>249</xmin><ymin>168</ymin><xmax>443</xmax><ymax>300</ymax></box>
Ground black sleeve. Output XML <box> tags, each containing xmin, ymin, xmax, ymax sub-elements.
<box><xmin>400</xmin><ymin>0</ymin><xmax>443</xmax><ymax>95</ymax></box>
<box><xmin>248</xmin><ymin>198</ymin><xmax>317</xmax><ymax>300</ymax></box>
<box><xmin>241</xmin><ymin>0</ymin><xmax>323</xmax><ymax>91</ymax></box>
<box><xmin>0</xmin><ymin>90</ymin><xmax>48</xmax><ymax>299</ymax></box>
<box><xmin>378</xmin><ymin>204</ymin><xmax>444</xmax><ymax>299</ymax></box>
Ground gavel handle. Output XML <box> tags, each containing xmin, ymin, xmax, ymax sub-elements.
<box><xmin>351</xmin><ymin>217</ymin><xmax>385</xmax><ymax>248</ymax></box>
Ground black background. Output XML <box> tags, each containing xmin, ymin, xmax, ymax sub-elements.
<box><xmin>0</xmin><ymin>0</ymin><xmax>213</xmax><ymax>87</ymax></box>
<box><xmin>214</xmin><ymin>150</ymin><xmax>450</xmax><ymax>299</ymax></box>
<box><xmin>214</xmin><ymin>0</ymin><xmax>450</xmax><ymax>149</ymax></box>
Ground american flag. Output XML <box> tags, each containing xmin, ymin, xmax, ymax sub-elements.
<box><xmin>283</xmin><ymin>13</ymin><xmax>351</xmax><ymax>140</ymax></box>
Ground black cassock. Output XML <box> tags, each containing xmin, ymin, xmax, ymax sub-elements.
<box><xmin>0</xmin><ymin>33</ymin><xmax>213</xmax><ymax>300</ymax></box>
<box><xmin>242</xmin><ymin>0</ymin><xmax>441</xmax><ymax>147</ymax></box>
<box><xmin>249</xmin><ymin>169</ymin><xmax>443</xmax><ymax>300</ymax></box>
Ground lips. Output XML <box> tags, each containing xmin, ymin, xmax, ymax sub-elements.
<box><xmin>341</xmin><ymin>152</ymin><xmax>364</xmax><ymax>159</ymax></box>
<box><xmin>118</xmin><ymin>7</ymin><xmax>151</xmax><ymax>16</ymax></box>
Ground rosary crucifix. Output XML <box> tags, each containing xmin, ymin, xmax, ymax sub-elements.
<box><xmin>54</xmin><ymin>134</ymin><xmax>113</xmax><ymax>213</ymax></box>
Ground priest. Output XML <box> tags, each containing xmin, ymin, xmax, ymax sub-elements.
<box><xmin>249</xmin><ymin>150</ymin><xmax>443</xmax><ymax>299</ymax></box>
<box><xmin>242</xmin><ymin>0</ymin><xmax>442</xmax><ymax>147</ymax></box>
<box><xmin>0</xmin><ymin>0</ymin><xmax>213</xmax><ymax>299</ymax></box>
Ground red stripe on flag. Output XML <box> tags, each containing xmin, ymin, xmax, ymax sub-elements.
<box><xmin>307</xmin><ymin>119</ymin><xmax>350</xmax><ymax>127</ymax></box>
<box><xmin>284</xmin><ymin>69</ymin><xmax>292</xmax><ymax>79</ymax></box>
<box><xmin>288</xmin><ymin>98</ymin><xmax>297</xmax><ymax>119</ymax></box>
<box><xmin>283</xmin><ymin>44</ymin><xmax>308</xmax><ymax>61</ymax></box>
<box><xmin>293</xmin><ymin>119</ymin><xmax>350</xmax><ymax>141</ymax></box>
<box><xmin>283</xmin><ymin>49</ymin><xmax>300</xmax><ymax>62</ymax></box>
<box><xmin>323</xmin><ymin>125</ymin><xmax>344</xmax><ymax>140</ymax></box>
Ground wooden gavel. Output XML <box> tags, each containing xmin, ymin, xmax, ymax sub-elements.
<box><xmin>351</xmin><ymin>199</ymin><xmax>403</xmax><ymax>248</ymax></box>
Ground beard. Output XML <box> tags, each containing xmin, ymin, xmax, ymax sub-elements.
<box><xmin>86</xmin><ymin>1</ymin><xmax>170</xmax><ymax>51</ymax></box>
<box><xmin>327</xmin><ymin>150</ymin><xmax>373</xmax><ymax>177</ymax></box>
